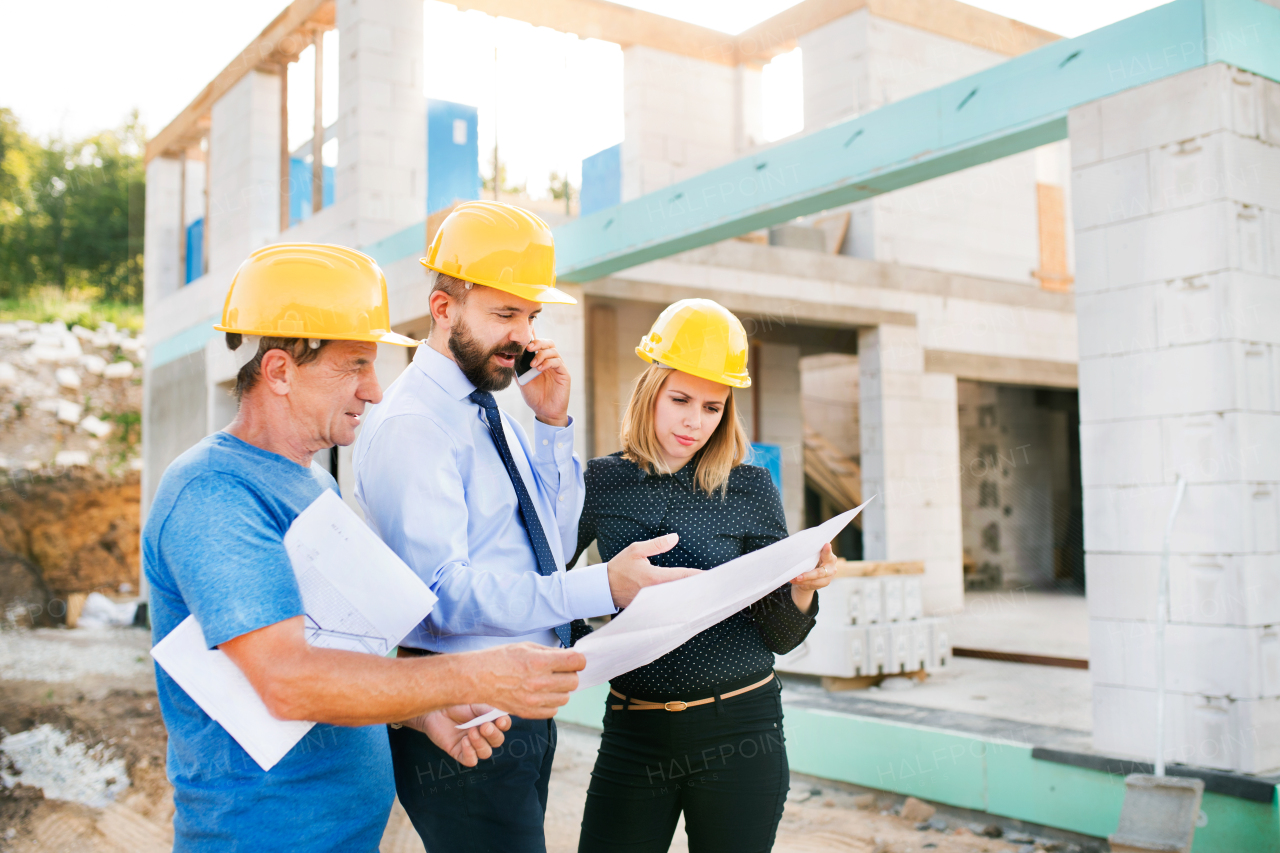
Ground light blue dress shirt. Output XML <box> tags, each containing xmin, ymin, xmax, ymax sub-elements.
<box><xmin>353</xmin><ymin>345</ymin><xmax>616</xmax><ymax>652</ymax></box>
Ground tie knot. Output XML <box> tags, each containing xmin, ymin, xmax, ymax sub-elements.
<box><xmin>469</xmin><ymin>389</ymin><xmax>497</xmax><ymax>411</ymax></box>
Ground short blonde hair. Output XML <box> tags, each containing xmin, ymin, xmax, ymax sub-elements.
<box><xmin>619</xmin><ymin>364</ymin><xmax>750</xmax><ymax>497</ymax></box>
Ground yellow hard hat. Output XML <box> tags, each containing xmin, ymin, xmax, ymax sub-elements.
<box><xmin>636</xmin><ymin>299</ymin><xmax>751</xmax><ymax>388</ymax></box>
<box><xmin>420</xmin><ymin>200</ymin><xmax>577</xmax><ymax>305</ymax></box>
<box><xmin>214</xmin><ymin>243</ymin><xmax>418</xmax><ymax>346</ymax></box>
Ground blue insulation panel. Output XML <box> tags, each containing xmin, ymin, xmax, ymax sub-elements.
<box><xmin>750</xmin><ymin>443</ymin><xmax>783</xmax><ymax>492</ymax></box>
<box><xmin>428</xmin><ymin>99</ymin><xmax>480</xmax><ymax>214</ymax></box>
<box><xmin>580</xmin><ymin>144</ymin><xmax>621</xmax><ymax>216</ymax></box>
<box><xmin>184</xmin><ymin>218</ymin><xmax>203</xmax><ymax>285</ymax></box>
<box><xmin>289</xmin><ymin>157</ymin><xmax>334</xmax><ymax>226</ymax></box>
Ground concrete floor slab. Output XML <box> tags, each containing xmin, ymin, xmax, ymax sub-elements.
<box><xmin>949</xmin><ymin>591</ymin><xmax>1089</xmax><ymax>659</ymax></box>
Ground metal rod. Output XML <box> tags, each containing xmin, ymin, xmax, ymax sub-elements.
<box><xmin>177</xmin><ymin>150</ymin><xmax>187</xmax><ymax>286</ymax></box>
<box><xmin>279</xmin><ymin>62</ymin><xmax>291</xmax><ymax>233</ymax></box>
<box><xmin>312</xmin><ymin>29</ymin><xmax>324</xmax><ymax>215</ymax></box>
<box><xmin>1156</xmin><ymin>474</ymin><xmax>1187</xmax><ymax>777</ymax></box>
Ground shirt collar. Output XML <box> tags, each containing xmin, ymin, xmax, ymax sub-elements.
<box><xmin>413</xmin><ymin>343</ymin><xmax>476</xmax><ymax>402</ymax></box>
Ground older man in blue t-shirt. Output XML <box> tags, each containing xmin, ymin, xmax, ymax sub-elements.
<box><xmin>143</xmin><ymin>244</ymin><xmax>585</xmax><ymax>852</ymax></box>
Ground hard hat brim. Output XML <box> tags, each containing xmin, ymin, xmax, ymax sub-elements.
<box><xmin>420</xmin><ymin>259</ymin><xmax>578</xmax><ymax>305</ymax></box>
<box><xmin>635</xmin><ymin>348</ymin><xmax>752</xmax><ymax>389</ymax></box>
<box><xmin>213</xmin><ymin>324</ymin><xmax>420</xmax><ymax>348</ymax></box>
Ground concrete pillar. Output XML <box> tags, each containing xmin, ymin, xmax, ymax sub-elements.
<box><xmin>859</xmin><ymin>324</ymin><xmax>964</xmax><ymax>613</ymax></box>
<box><xmin>621</xmin><ymin>46</ymin><xmax>759</xmax><ymax>200</ymax></box>
<box><xmin>334</xmin><ymin>0</ymin><xmax>425</xmax><ymax>247</ymax></box>
<box><xmin>143</xmin><ymin>156</ymin><xmax>183</xmax><ymax>305</ymax></box>
<box><xmin>757</xmin><ymin>342</ymin><xmax>804</xmax><ymax>533</ymax></box>
<box><xmin>1072</xmin><ymin>64</ymin><xmax>1280</xmax><ymax>774</ymax></box>
<box><xmin>798</xmin><ymin>9</ymin><xmax>871</xmax><ymax>131</ymax></box>
<box><xmin>207</xmin><ymin>69</ymin><xmax>282</xmax><ymax>273</ymax></box>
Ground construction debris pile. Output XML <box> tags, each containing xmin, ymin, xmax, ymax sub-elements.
<box><xmin>0</xmin><ymin>320</ymin><xmax>142</xmax><ymax>475</ymax></box>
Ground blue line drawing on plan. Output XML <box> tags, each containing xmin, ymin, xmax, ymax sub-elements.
<box><xmin>296</xmin><ymin>566</ymin><xmax>390</xmax><ymax>657</ymax></box>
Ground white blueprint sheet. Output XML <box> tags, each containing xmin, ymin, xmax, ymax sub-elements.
<box><xmin>572</xmin><ymin>498</ymin><xmax>873</xmax><ymax>691</ymax></box>
<box><xmin>152</xmin><ymin>489</ymin><xmax>438</xmax><ymax>771</ymax></box>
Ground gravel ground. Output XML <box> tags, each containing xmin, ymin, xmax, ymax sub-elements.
<box><xmin>0</xmin><ymin>629</ymin><xmax>151</xmax><ymax>683</ymax></box>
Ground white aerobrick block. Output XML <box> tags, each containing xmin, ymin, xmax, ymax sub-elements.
<box><xmin>776</xmin><ymin>619</ymin><xmax>950</xmax><ymax>680</ymax></box>
<box><xmin>1093</xmin><ymin>684</ymin><xmax>1280</xmax><ymax>774</ymax></box>
<box><xmin>882</xmin><ymin>577</ymin><xmax>904</xmax><ymax>622</ymax></box>
<box><xmin>866</xmin><ymin>624</ymin><xmax>889</xmax><ymax>675</ymax></box>
<box><xmin>903</xmin><ymin>576</ymin><xmax>923</xmax><ymax>620</ymax></box>
<box><xmin>888</xmin><ymin>623</ymin><xmax>927</xmax><ymax>674</ymax></box>
<box><xmin>776</xmin><ymin>624</ymin><xmax>870</xmax><ymax>678</ymax></box>
<box><xmin>929</xmin><ymin>620</ymin><xmax>951</xmax><ymax>670</ymax></box>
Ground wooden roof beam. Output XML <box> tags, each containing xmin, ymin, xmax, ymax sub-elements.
<box><xmin>450</xmin><ymin>0</ymin><xmax>1059</xmax><ymax>68</ymax></box>
<box><xmin>146</xmin><ymin>0</ymin><xmax>335</xmax><ymax>163</ymax></box>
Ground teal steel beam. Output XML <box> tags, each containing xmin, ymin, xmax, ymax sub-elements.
<box><xmin>553</xmin><ymin>0</ymin><xmax>1280</xmax><ymax>283</ymax></box>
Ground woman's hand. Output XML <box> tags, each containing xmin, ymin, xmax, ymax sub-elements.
<box><xmin>789</xmin><ymin>543</ymin><xmax>837</xmax><ymax>614</ymax></box>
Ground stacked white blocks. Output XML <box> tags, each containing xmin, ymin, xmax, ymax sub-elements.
<box><xmin>1071</xmin><ymin>65</ymin><xmax>1280</xmax><ymax>775</ymax></box>
<box><xmin>777</xmin><ymin>568</ymin><xmax>951</xmax><ymax>679</ymax></box>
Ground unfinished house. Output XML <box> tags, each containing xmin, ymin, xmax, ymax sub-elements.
<box><xmin>143</xmin><ymin>0</ymin><xmax>1280</xmax><ymax>847</ymax></box>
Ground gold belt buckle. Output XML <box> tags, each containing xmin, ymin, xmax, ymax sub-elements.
<box><xmin>663</xmin><ymin>700</ymin><xmax>688</xmax><ymax>712</ymax></box>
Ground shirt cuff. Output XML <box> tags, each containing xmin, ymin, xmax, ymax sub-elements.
<box><xmin>563</xmin><ymin>561</ymin><xmax>616</xmax><ymax>620</ymax></box>
<box><xmin>533</xmin><ymin>416</ymin><xmax>575</xmax><ymax>467</ymax></box>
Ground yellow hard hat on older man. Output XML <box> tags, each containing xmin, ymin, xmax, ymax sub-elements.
<box><xmin>215</xmin><ymin>243</ymin><xmax>418</xmax><ymax>346</ymax></box>
<box><xmin>636</xmin><ymin>298</ymin><xmax>751</xmax><ymax>388</ymax></box>
<box><xmin>420</xmin><ymin>200</ymin><xmax>577</xmax><ymax>305</ymax></box>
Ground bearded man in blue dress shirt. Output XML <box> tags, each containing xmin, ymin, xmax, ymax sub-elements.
<box><xmin>353</xmin><ymin>201</ymin><xmax>697</xmax><ymax>852</ymax></box>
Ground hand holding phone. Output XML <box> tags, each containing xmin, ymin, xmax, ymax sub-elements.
<box><xmin>515</xmin><ymin>342</ymin><xmax>541</xmax><ymax>386</ymax></box>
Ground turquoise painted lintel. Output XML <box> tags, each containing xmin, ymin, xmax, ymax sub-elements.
<box><xmin>363</xmin><ymin>222</ymin><xmax>425</xmax><ymax>269</ymax></box>
<box><xmin>149</xmin><ymin>318</ymin><xmax>219</xmax><ymax>369</ymax></box>
<box><xmin>1206</xmin><ymin>0</ymin><xmax>1280</xmax><ymax>83</ymax></box>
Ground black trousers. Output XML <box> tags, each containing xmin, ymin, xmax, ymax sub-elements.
<box><xmin>389</xmin><ymin>716</ymin><xmax>557</xmax><ymax>853</ymax></box>
<box><xmin>578</xmin><ymin>678</ymin><xmax>789</xmax><ymax>853</ymax></box>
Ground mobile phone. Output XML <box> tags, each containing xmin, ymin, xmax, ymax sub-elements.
<box><xmin>515</xmin><ymin>342</ymin><xmax>541</xmax><ymax>386</ymax></box>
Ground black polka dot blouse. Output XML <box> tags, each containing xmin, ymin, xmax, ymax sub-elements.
<box><xmin>570</xmin><ymin>452</ymin><xmax>819</xmax><ymax>698</ymax></box>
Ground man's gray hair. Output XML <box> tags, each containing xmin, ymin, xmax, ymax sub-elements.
<box><xmin>225</xmin><ymin>334</ymin><xmax>331</xmax><ymax>401</ymax></box>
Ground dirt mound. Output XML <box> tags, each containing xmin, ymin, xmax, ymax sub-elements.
<box><xmin>0</xmin><ymin>473</ymin><xmax>140</xmax><ymax>599</ymax></box>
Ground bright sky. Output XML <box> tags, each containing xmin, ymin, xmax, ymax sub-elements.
<box><xmin>0</xmin><ymin>0</ymin><xmax>1173</xmax><ymax>196</ymax></box>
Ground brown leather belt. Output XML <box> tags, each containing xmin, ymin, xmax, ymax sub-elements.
<box><xmin>609</xmin><ymin>672</ymin><xmax>777</xmax><ymax>712</ymax></box>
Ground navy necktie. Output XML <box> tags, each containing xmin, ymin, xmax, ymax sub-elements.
<box><xmin>469</xmin><ymin>389</ymin><xmax>572</xmax><ymax>648</ymax></box>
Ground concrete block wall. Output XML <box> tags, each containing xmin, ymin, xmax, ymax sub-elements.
<box><xmin>753</xmin><ymin>342</ymin><xmax>804</xmax><ymax>533</ymax></box>
<box><xmin>143</xmin><ymin>157</ymin><xmax>183</xmax><ymax>305</ymax></box>
<box><xmin>859</xmin><ymin>324</ymin><xmax>963</xmax><ymax>613</ymax></box>
<box><xmin>207</xmin><ymin>69</ymin><xmax>282</xmax><ymax>273</ymax></box>
<box><xmin>1072</xmin><ymin>63</ymin><xmax>1280</xmax><ymax>774</ymax></box>
<box><xmin>798</xmin><ymin>10</ymin><xmax>872</xmax><ymax>132</ymax></box>
<box><xmin>800</xmin><ymin>353</ymin><xmax>860</xmax><ymax>461</ymax></box>
<box><xmin>621</xmin><ymin>46</ymin><xmax>759</xmax><ymax>200</ymax></box>
<box><xmin>799</xmin><ymin>9</ymin><xmax>1064</xmax><ymax>286</ymax></box>
<box><xmin>335</xmin><ymin>0</ymin><xmax>425</xmax><ymax>247</ymax></box>
<box><xmin>957</xmin><ymin>381</ymin><xmax>1075</xmax><ymax>590</ymax></box>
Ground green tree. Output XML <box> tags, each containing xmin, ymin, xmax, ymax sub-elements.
<box><xmin>0</xmin><ymin>111</ymin><xmax>145</xmax><ymax>302</ymax></box>
<box><xmin>0</xmin><ymin>109</ymin><xmax>39</xmax><ymax>296</ymax></box>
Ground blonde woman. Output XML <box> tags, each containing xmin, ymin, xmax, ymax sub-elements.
<box><xmin>572</xmin><ymin>299</ymin><xmax>836</xmax><ymax>853</ymax></box>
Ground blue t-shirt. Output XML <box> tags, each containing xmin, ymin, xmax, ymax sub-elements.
<box><xmin>144</xmin><ymin>432</ymin><xmax>394</xmax><ymax>852</ymax></box>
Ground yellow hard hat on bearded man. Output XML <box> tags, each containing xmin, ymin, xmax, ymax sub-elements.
<box><xmin>420</xmin><ymin>200</ymin><xmax>577</xmax><ymax>304</ymax></box>
<box><xmin>636</xmin><ymin>298</ymin><xmax>751</xmax><ymax>388</ymax></box>
<box><xmin>214</xmin><ymin>243</ymin><xmax>418</xmax><ymax>346</ymax></box>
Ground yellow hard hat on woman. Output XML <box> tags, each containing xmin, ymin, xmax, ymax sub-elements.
<box><xmin>215</xmin><ymin>243</ymin><xmax>418</xmax><ymax>346</ymax></box>
<box><xmin>420</xmin><ymin>200</ymin><xmax>577</xmax><ymax>304</ymax></box>
<box><xmin>636</xmin><ymin>298</ymin><xmax>751</xmax><ymax>388</ymax></box>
